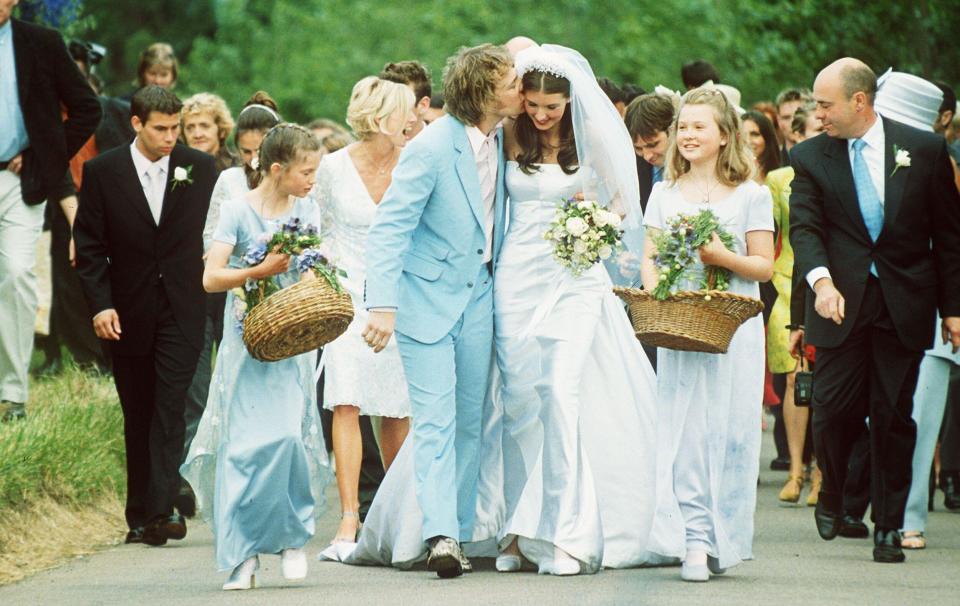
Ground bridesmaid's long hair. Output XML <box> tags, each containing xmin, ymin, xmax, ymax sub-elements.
<box><xmin>250</xmin><ymin>123</ymin><xmax>320</xmax><ymax>189</ymax></box>
<box><xmin>514</xmin><ymin>70</ymin><xmax>579</xmax><ymax>176</ymax></box>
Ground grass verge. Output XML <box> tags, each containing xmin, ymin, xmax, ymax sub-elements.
<box><xmin>0</xmin><ymin>366</ymin><xmax>126</xmax><ymax>585</ymax></box>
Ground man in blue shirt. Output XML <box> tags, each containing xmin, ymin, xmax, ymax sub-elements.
<box><xmin>0</xmin><ymin>1</ymin><xmax>101</xmax><ymax>421</ymax></box>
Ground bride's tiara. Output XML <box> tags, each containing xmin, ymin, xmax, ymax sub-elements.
<box><xmin>515</xmin><ymin>47</ymin><xmax>571</xmax><ymax>80</ymax></box>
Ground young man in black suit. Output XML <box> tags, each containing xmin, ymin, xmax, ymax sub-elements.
<box><xmin>624</xmin><ymin>92</ymin><xmax>674</xmax><ymax>213</ymax></box>
<box><xmin>74</xmin><ymin>86</ymin><xmax>217</xmax><ymax>545</ymax></box>
<box><xmin>790</xmin><ymin>58</ymin><xmax>960</xmax><ymax>563</ymax></box>
<box><xmin>0</xmin><ymin>1</ymin><xmax>101</xmax><ymax>421</ymax></box>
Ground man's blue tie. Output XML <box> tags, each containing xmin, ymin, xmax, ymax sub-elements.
<box><xmin>852</xmin><ymin>138</ymin><xmax>882</xmax><ymax>276</ymax></box>
<box><xmin>652</xmin><ymin>166</ymin><xmax>663</xmax><ymax>185</ymax></box>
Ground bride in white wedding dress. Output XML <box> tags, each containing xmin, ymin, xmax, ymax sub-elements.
<box><xmin>323</xmin><ymin>44</ymin><xmax>679</xmax><ymax>574</ymax></box>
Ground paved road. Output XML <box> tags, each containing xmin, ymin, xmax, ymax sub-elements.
<box><xmin>1</xmin><ymin>428</ymin><xmax>956</xmax><ymax>605</ymax></box>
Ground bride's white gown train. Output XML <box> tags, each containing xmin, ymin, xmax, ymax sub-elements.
<box><xmin>329</xmin><ymin>162</ymin><xmax>678</xmax><ymax>571</ymax></box>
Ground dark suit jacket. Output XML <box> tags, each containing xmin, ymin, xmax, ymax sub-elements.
<box><xmin>11</xmin><ymin>18</ymin><xmax>101</xmax><ymax>205</ymax></box>
<box><xmin>636</xmin><ymin>155</ymin><xmax>654</xmax><ymax>213</ymax></box>
<box><xmin>789</xmin><ymin>117</ymin><xmax>960</xmax><ymax>351</ymax></box>
<box><xmin>74</xmin><ymin>143</ymin><xmax>217</xmax><ymax>356</ymax></box>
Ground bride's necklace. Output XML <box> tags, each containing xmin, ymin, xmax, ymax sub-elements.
<box><xmin>691</xmin><ymin>176</ymin><xmax>722</xmax><ymax>203</ymax></box>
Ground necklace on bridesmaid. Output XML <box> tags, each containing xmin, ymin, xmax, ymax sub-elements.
<box><xmin>692</xmin><ymin>176</ymin><xmax>721</xmax><ymax>203</ymax></box>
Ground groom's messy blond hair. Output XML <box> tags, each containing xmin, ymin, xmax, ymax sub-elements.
<box><xmin>442</xmin><ymin>44</ymin><xmax>513</xmax><ymax>126</ymax></box>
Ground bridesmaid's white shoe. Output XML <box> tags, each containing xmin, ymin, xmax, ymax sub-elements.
<box><xmin>222</xmin><ymin>556</ymin><xmax>259</xmax><ymax>591</ymax></box>
<box><xmin>680</xmin><ymin>561</ymin><xmax>710</xmax><ymax>582</ymax></box>
<box><xmin>495</xmin><ymin>554</ymin><xmax>522</xmax><ymax>572</ymax></box>
<box><xmin>281</xmin><ymin>548</ymin><xmax>308</xmax><ymax>580</ymax></box>
<box><xmin>537</xmin><ymin>547</ymin><xmax>580</xmax><ymax>576</ymax></box>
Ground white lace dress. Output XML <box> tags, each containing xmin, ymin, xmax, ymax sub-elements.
<box><xmin>314</xmin><ymin>148</ymin><xmax>410</xmax><ymax>418</ymax></box>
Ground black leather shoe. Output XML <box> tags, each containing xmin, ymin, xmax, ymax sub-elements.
<box><xmin>125</xmin><ymin>527</ymin><xmax>146</xmax><ymax>544</ymax></box>
<box><xmin>0</xmin><ymin>401</ymin><xmax>26</xmax><ymax>422</ymax></box>
<box><xmin>141</xmin><ymin>525</ymin><xmax>168</xmax><ymax>546</ymax></box>
<box><xmin>873</xmin><ymin>528</ymin><xmax>905</xmax><ymax>563</ymax></box>
<box><xmin>942</xmin><ymin>472</ymin><xmax>960</xmax><ymax>510</ymax></box>
<box><xmin>770</xmin><ymin>457</ymin><xmax>791</xmax><ymax>471</ymax></box>
<box><xmin>814</xmin><ymin>503</ymin><xmax>842</xmax><ymax>540</ymax></box>
<box><xmin>144</xmin><ymin>514</ymin><xmax>186</xmax><ymax>546</ymax></box>
<box><xmin>838</xmin><ymin>514</ymin><xmax>870</xmax><ymax>539</ymax></box>
<box><xmin>174</xmin><ymin>484</ymin><xmax>197</xmax><ymax>519</ymax></box>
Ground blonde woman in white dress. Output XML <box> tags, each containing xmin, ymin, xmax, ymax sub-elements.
<box><xmin>316</xmin><ymin>77</ymin><xmax>416</xmax><ymax>554</ymax></box>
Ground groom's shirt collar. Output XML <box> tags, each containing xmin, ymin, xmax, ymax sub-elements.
<box><xmin>465</xmin><ymin>124</ymin><xmax>499</xmax><ymax>155</ymax></box>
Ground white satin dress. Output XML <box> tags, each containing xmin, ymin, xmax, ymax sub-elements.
<box><xmin>326</xmin><ymin>162</ymin><xmax>671</xmax><ymax>571</ymax></box>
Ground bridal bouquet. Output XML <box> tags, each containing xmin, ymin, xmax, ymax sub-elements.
<box><xmin>650</xmin><ymin>209</ymin><xmax>736</xmax><ymax>300</ymax></box>
<box><xmin>231</xmin><ymin>218</ymin><xmax>346</xmax><ymax>332</ymax></box>
<box><xmin>543</xmin><ymin>198</ymin><xmax>623</xmax><ymax>276</ymax></box>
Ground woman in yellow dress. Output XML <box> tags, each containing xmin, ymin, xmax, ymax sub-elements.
<box><xmin>766</xmin><ymin>107</ymin><xmax>823</xmax><ymax>505</ymax></box>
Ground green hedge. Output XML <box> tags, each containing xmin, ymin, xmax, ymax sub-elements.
<box><xmin>0</xmin><ymin>367</ymin><xmax>124</xmax><ymax>510</ymax></box>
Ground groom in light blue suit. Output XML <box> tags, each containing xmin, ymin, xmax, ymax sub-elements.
<box><xmin>363</xmin><ymin>44</ymin><xmax>523</xmax><ymax>578</ymax></box>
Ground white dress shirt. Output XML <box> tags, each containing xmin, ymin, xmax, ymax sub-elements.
<box><xmin>130</xmin><ymin>141</ymin><xmax>170</xmax><ymax>225</ymax></box>
<box><xmin>806</xmin><ymin>117</ymin><xmax>885</xmax><ymax>289</ymax></box>
<box><xmin>465</xmin><ymin>124</ymin><xmax>498</xmax><ymax>263</ymax></box>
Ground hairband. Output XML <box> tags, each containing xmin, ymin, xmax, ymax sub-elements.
<box><xmin>239</xmin><ymin>103</ymin><xmax>280</xmax><ymax>121</ymax></box>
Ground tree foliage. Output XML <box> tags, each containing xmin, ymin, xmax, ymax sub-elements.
<box><xmin>62</xmin><ymin>0</ymin><xmax>960</xmax><ymax>125</ymax></box>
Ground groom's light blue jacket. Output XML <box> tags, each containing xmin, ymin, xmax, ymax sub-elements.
<box><xmin>365</xmin><ymin>115</ymin><xmax>507</xmax><ymax>344</ymax></box>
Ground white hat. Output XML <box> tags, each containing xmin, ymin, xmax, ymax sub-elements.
<box><xmin>875</xmin><ymin>69</ymin><xmax>942</xmax><ymax>132</ymax></box>
<box><xmin>699</xmin><ymin>81</ymin><xmax>745</xmax><ymax>115</ymax></box>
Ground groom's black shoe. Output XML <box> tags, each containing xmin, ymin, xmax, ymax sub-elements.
<box><xmin>426</xmin><ymin>536</ymin><xmax>464</xmax><ymax>578</ymax></box>
<box><xmin>814</xmin><ymin>503</ymin><xmax>842</xmax><ymax>540</ymax></box>
<box><xmin>838</xmin><ymin>514</ymin><xmax>870</xmax><ymax>539</ymax></box>
<box><xmin>873</xmin><ymin>528</ymin><xmax>905</xmax><ymax>563</ymax></box>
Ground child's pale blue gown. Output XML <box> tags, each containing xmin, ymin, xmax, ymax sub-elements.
<box><xmin>181</xmin><ymin>195</ymin><xmax>331</xmax><ymax>572</ymax></box>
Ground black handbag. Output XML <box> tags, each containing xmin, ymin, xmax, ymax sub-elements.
<box><xmin>794</xmin><ymin>332</ymin><xmax>814</xmax><ymax>407</ymax></box>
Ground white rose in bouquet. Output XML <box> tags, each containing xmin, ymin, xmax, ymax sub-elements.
<box><xmin>577</xmin><ymin>200</ymin><xmax>593</xmax><ymax>210</ymax></box>
<box><xmin>573</xmin><ymin>239</ymin><xmax>589</xmax><ymax>254</ymax></box>
<box><xmin>606</xmin><ymin>211</ymin><xmax>622</xmax><ymax>227</ymax></box>
<box><xmin>598</xmin><ymin>244</ymin><xmax>613</xmax><ymax>260</ymax></box>
<box><xmin>593</xmin><ymin>210</ymin><xmax>610</xmax><ymax>227</ymax></box>
<box><xmin>565</xmin><ymin>217</ymin><xmax>589</xmax><ymax>237</ymax></box>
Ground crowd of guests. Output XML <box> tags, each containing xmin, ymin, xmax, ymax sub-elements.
<box><xmin>2</xmin><ymin>4</ymin><xmax>960</xmax><ymax>589</ymax></box>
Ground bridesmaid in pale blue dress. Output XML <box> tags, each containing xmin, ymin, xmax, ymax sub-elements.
<box><xmin>181</xmin><ymin>124</ymin><xmax>331</xmax><ymax>591</ymax></box>
<box><xmin>640</xmin><ymin>88</ymin><xmax>775</xmax><ymax>583</ymax></box>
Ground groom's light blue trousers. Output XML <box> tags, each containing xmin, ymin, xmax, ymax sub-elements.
<box><xmin>395</xmin><ymin>265</ymin><xmax>493</xmax><ymax>544</ymax></box>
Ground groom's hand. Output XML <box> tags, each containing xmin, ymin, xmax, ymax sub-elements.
<box><xmin>813</xmin><ymin>278</ymin><xmax>845</xmax><ymax>325</ymax></box>
<box><xmin>363</xmin><ymin>310</ymin><xmax>396</xmax><ymax>353</ymax></box>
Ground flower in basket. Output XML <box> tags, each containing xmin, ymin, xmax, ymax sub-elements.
<box><xmin>543</xmin><ymin>197</ymin><xmax>624</xmax><ymax>276</ymax></box>
<box><xmin>235</xmin><ymin>221</ymin><xmax>347</xmax><ymax>325</ymax></box>
<box><xmin>650</xmin><ymin>209</ymin><xmax>736</xmax><ymax>300</ymax></box>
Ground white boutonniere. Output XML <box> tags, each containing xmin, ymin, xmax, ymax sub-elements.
<box><xmin>890</xmin><ymin>146</ymin><xmax>910</xmax><ymax>177</ymax></box>
<box><xmin>171</xmin><ymin>165</ymin><xmax>194</xmax><ymax>190</ymax></box>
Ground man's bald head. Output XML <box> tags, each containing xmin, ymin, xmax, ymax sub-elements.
<box><xmin>817</xmin><ymin>58</ymin><xmax>877</xmax><ymax>105</ymax></box>
<box><xmin>812</xmin><ymin>58</ymin><xmax>878</xmax><ymax>139</ymax></box>
<box><xmin>505</xmin><ymin>36</ymin><xmax>538</xmax><ymax>57</ymax></box>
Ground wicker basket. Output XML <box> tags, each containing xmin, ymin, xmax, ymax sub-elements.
<box><xmin>613</xmin><ymin>287</ymin><xmax>764</xmax><ymax>354</ymax></box>
<box><xmin>243</xmin><ymin>278</ymin><xmax>354</xmax><ymax>362</ymax></box>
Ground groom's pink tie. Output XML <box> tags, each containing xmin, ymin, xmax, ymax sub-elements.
<box><xmin>477</xmin><ymin>131</ymin><xmax>497</xmax><ymax>263</ymax></box>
